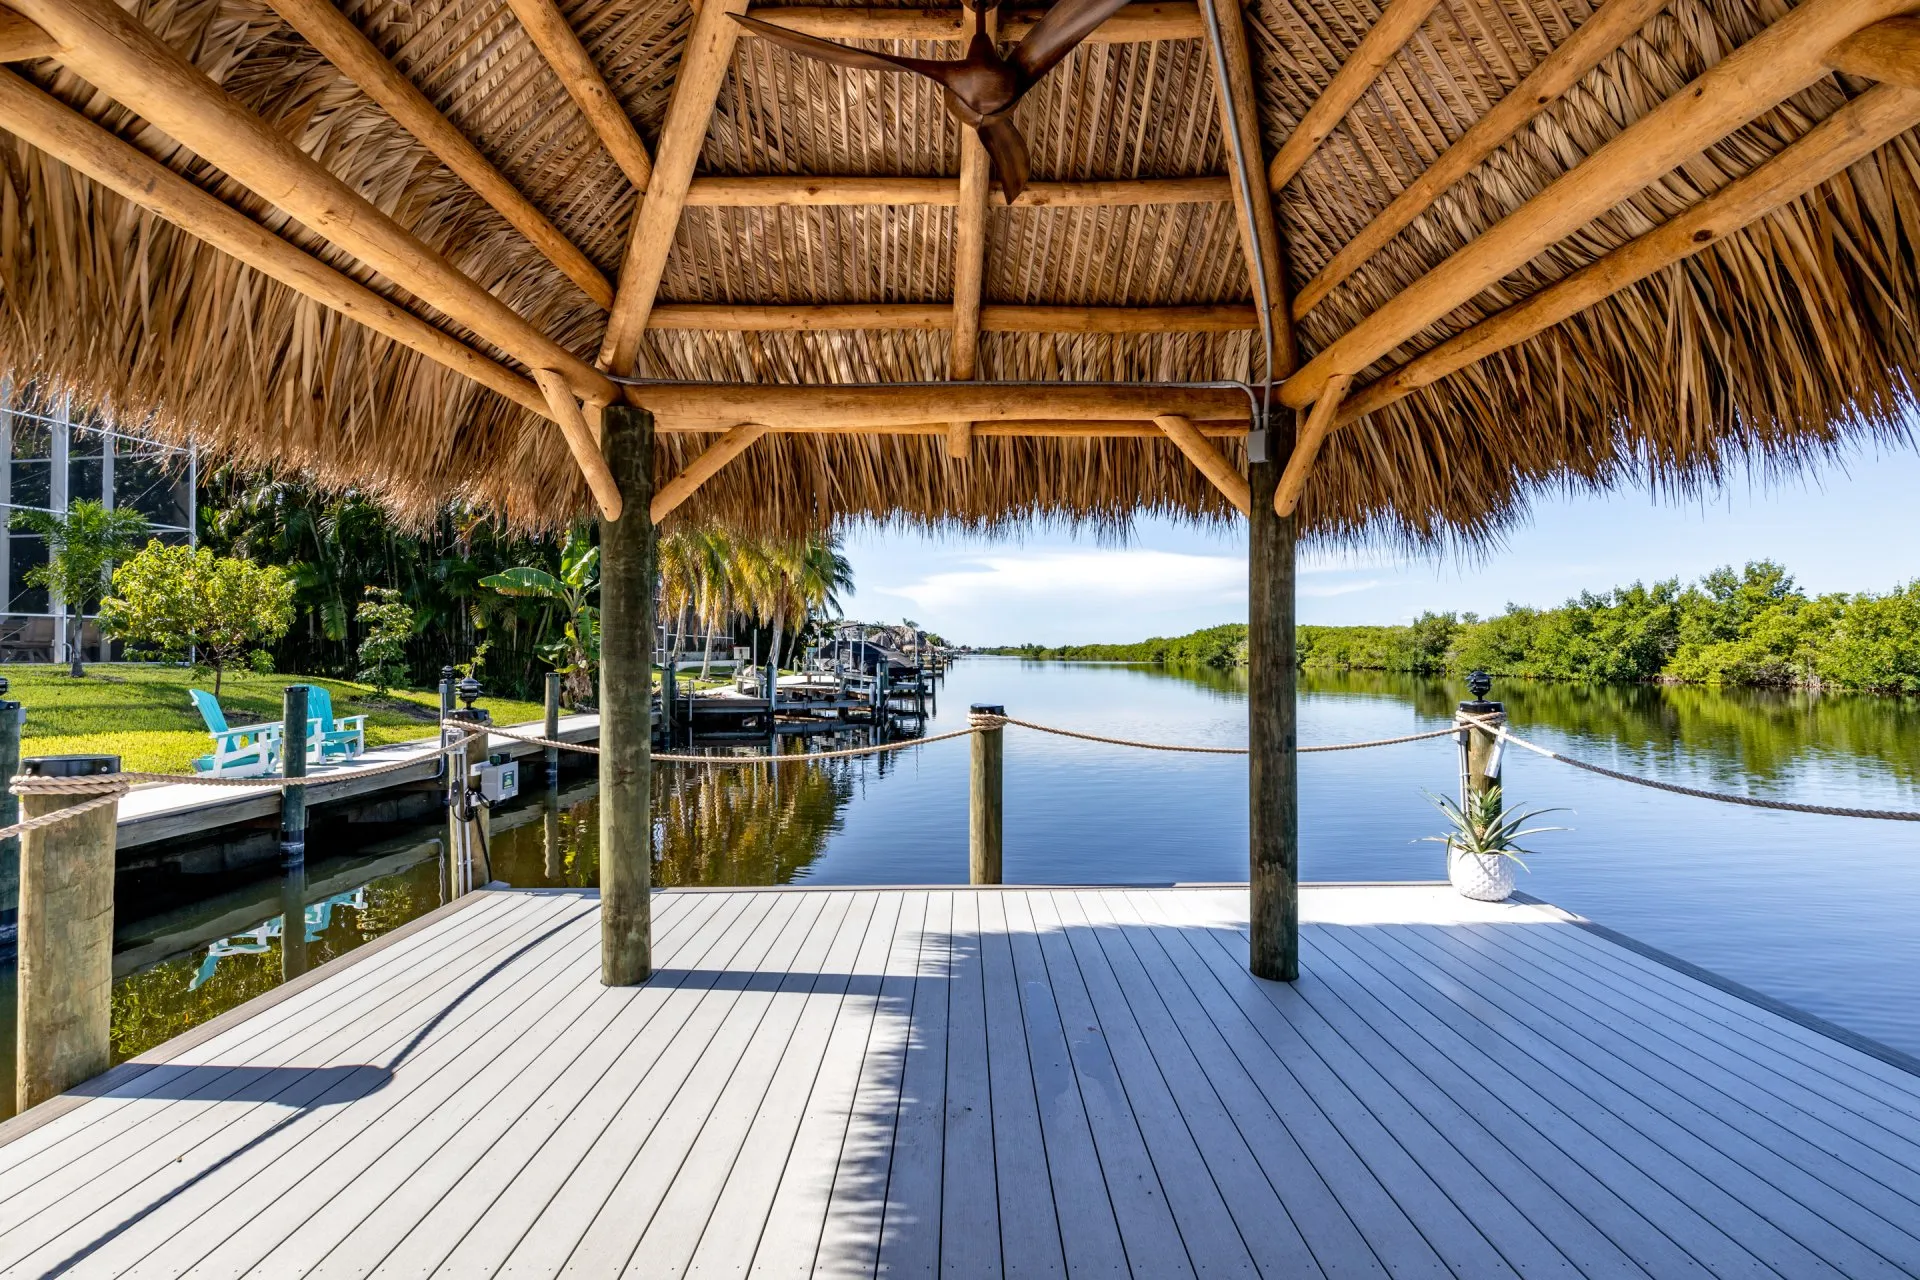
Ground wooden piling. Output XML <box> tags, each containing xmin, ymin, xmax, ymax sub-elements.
<box><xmin>1247</xmin><ymin>415</ymin><xmax>1299</xmax><ymax>982</ymax></box>
<box><xmin>280</xmin><ymin>684</ymin><xmax>308</xmax><ymax>868</ymax></box>
<box><xmin>543</xmin><ymin>671</ymin><xmax>562</xmax><ymax>785</ymax></box>
<box><xmin>15</xmin><ymin>754</ymin><xmax>120</xmax><ymax>1112</ymax></box>
<box><xmin>1457</xmin><ymin>674</ymin><xmax>1505</xmax><ymax>807</ymax></box>
<box><xmin>969</xmin><ymin>704</ymin><xmax>1004</xmax><ymax>885</ymax></box>
<box><xmin>599</xmin><ymin>402</ymin><xmax>656</xmax><ymax>986</ymax></box>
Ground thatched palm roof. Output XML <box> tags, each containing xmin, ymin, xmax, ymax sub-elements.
<box><xmin>0</xmin><ymin>0</ymin><xmax>1915</xmax><ymax>543</ymax></box>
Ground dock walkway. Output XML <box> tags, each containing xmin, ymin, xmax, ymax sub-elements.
<box><xmin>113</xmin><ymin>713</ymin><xmax>600</xmax><ymax>849</ymax></box>
<box><xmin>3</xmin><ymin>883</ymin><xmax>1919</xmax><ymax>1277</ymax></box>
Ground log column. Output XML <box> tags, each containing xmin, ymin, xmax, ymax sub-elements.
<box><xmin>1247</xmin><ymin>415</ymin><xmax>1299</xmax><ymax>981</ymax></box>
<box><xmin>600</xmin><ymin>403</ymin><xmax>656</xmax><ymax>985</ymax></box>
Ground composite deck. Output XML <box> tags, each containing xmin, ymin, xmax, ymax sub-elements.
<box><xmin>3</xmin><ymin>883</ymin><xmax>1919</xmax><ymax>1278</ymax></box>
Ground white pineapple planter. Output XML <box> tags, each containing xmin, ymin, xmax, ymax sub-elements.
<box><xmin>1448</xmin><ymin>846</ymin><xmax>1515</xmax><ymax>902</ymax></box>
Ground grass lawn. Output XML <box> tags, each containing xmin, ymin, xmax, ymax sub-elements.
<box><xmin>4</xmin><ymin>664</ymin><xmax>548</xmax><ymax>775</ymax></box>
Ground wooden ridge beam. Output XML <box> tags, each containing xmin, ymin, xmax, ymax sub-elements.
<box><xmin>651</xmin><ymin>422</ymin><xmax>768</xmax><ymax>521</ymax></box>
<box><xmin>654</xmin><ymin>418</ymin><xmax>1248</xmax><ymax>437</ymax></box>
<box><xmin>1266</xmin><ymin>0</ymin><xmax>1445</xmax><ymax>193</ymax></box>
<box><xmin>1827</xmin><ymin>16</ymin><xmax>1920</xmax><ymax>90</ymax></box>
<box><xmin>682</xmin><ymin>175</ymin><xmax>1233</xmax><ymax>207</ymax></box>
<box><xmin>0</xmin><ymin>65</ymin><xmax>554</xmax><ymax>422</ymax></box>
<box><xmin>1336</xmin><ymin>83</ymin><xmax>1920</xmax><ymax>427</ymax></box>
<box><xmin>948</xmin><ymin>3</ymin><xmax>994</xmax><ymax>461</ymax></box>
<box><xmin>9</xmin><ymin>0</ymin><xmax>619</xmax><ymax>411</ymax></box>
<box><xmin>1272</xmin><ymin>373</ymin><xmax>1350</xmax><ymax>514</ymax></box>
<box><xmin>1291</xmin><ymin>0</ymin><xmax>1671</xmax><ymax>319</ymax></box>
<box><xmin>643</xmin><ymin>303</ymin><xmax>1259</xmax><ymax>331</ymax></box>
<box><xmin>740</xmin><ymin>3</ymin><xmax>1202</xmax><ymax>43</ymax></box>
<box><xmin>261</xmin><ymin>0</ymin><xmax>614</xmax><ymax>309</ymax></box>
<box><xmin>0</xmin><ymin>6</ymin><xmax>57</xmax><ymax>58</ymax></box>
<box><xmin>503</xmin><ymin>0</ymin><xmax>654</xmax><ymax>192</ymax></box>
<box><xmin>1154</xmin><ymin>414</ymin><xmax>1250</xmax><ymax>513</ymax></box>
<box><xmin>625</xmin><ymin>382</ymin><xmax>1253</xmax><ymax>430</ymax></box>
<box><xmin>599</xmin><ymin>0</ymin><xmax>747</xmax><ymax>374</ymax></box>
<box><xmin>1205</xmin><ymin>0</ymin><xmax>1297</xmax><ymax>379</ymax></box>
<box><xmin>1279</xmin><ymin>0</ymin><xmax>1917</xmax><ymax>410</ymax></box>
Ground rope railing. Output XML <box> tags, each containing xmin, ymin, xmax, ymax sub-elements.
<box><xmin>1455</xmin><ymin>711</ymin><xmax>1920</xmax><ymax>822</ymax></box>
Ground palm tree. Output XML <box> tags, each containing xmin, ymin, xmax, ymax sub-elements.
<box><xmin>11</xmin><ymin>499</ymin><xmax>150</xmax><ymax>676</ymax></box>
<box><xmin>480</xmin><ymin>528</ymin><xmax>600</xmax><ymax>705</ymax></box>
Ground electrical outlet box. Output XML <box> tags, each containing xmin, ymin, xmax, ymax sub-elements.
<box><xmin>472</xmin><ymin>759</ymin><xmax>519</xmax><ymax>804</ymax></box>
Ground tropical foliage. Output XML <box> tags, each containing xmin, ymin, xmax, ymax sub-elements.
<box><xmin>657</xmin><ymin>527</ymin><xmax>854</xmax><ymax>677</ymax></box>
<box><xmin>355</xmin><ymin>587</ymin><xmax>416</xmax><ymax>696</ymax></box>
<box><xmin>479</xmin><ymin>529</ymin><xmax>600</xmax><ymax>705</ymax></box>
<box><xmin>98</xmin><ymin>542</ymin><xmax>296</xmax><ymax>695</ymax></box>
<box><xmin>1422</xmin><ymin>786</ymin><xmax>1568</xmax><ymax>865</ymax></box>
<box><xmin>1002</xmin><ymin>562</ymin><xmax>1920</xmax><ymax>693</ymax></box>
<box><xmin>10</xmin><ymin>498</ymin><xmax>151</xmax><ymax>677</ymax></box>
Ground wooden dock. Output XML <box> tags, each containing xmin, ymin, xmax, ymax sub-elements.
<box><xmin>113</xmin><ymin>713</ymin><xmax>601</xmax><ymax>849</ymax></box>
<box><xmin>3</xmin><ymin>883</ymin><xmax>1918</xmax><ymax>1277</ymax></box>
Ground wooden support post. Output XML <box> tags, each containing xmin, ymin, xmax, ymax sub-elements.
<box><xmin>280</xmin><ymin>684</ymin><xmax>308</xmax><ymax>869</ymax></box>
<box><xmin>543</xmin><ymin>671</ymin><xmax>562</xmax><ymax>786</ymax></box>
<box><xmin>1248</xmin><ymin>416</ymin><xmax>1298</xmax><ymax>982</ymax></box>
<box><xmin>15</xmin><ymin>754</ymin><xmax>120</xmax><ymax>1112</ymax></box>
<box><xmin>970</xmin><ymin>704</ymin><xmax>1004</xmax><ymax>885</ymax></box>
<box><xmin>0</xmin><ymin>682</ymin><xmax>21</xmax><ymax>929</ymax></box>
<box><xmin>1456</xmin><ymin>672</ymin><xmax>1504</xmax><ymax>807</ymax></box>
<box><xmin>599</xmin><ymin>403</ymin><xmax>656</xmax><ymax>986</ymax></box>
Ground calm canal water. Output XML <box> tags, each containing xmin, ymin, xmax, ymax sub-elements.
<box><xmin>5</xmin><ymin>654</ymin><xmax>1920</xmax><ymax>1121</ymax></box>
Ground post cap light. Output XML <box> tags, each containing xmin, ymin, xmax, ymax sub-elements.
<box><xmin>1467</xmin><ymin>669</ymin><xmax>1492</xmax><ymax>701</ymax></box>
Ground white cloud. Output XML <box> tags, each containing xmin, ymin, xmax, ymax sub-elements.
<box><xmin>879</xmin><ymin>549</ymin><xmax>1246</xmax><ymax>616</ymax></box>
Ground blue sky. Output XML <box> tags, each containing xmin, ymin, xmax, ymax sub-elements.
<box><xmin>838</xmin><ymin>435</ymin><xmax>1920</xmax><ymax>646</ymax></box>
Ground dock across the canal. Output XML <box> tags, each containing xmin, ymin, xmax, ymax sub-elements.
<box><xmin>4</xmin><ymin>881</ymin><xmax>1918</xmax><ymax>1278</ymax></box>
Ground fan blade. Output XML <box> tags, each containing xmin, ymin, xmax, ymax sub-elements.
<box><xmin>978</xmin><ymin>117</ymin><xmax>1031</xmax><ymax>203</ymax></box>
<box><xmin>1008</xmin><ymin>0</ymin><xmax>1136</xmax><ymax>84</ymax></box>
<box><xmin>730</xmin><ymin>14</ymin><xmax>958</xmax><ymax>79</ymax></box>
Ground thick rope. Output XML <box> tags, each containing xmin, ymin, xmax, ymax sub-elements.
<box><xmin>653</xmin><ymin>724</ymin><xmax>980</xmax><ymax>765</ymax></box>
<box><xmin>0</xmin><ymin>786</ymin><xmax>130</xmax><ymax>841</ymax></box>
<box><xmin>1457</xmin><ymin>712</ymin><xmax>1920</xmax><ymax>822</ymax></box>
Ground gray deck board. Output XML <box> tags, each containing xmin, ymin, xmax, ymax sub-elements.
<box><xmin>6</xmin><ymin>885</ymin><xmax>1920</xmax><ymax>1279</ymax></box>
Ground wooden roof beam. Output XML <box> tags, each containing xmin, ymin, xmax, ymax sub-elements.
<box><xmin>0</xmin><ymin>65</ymin><xmax>554</xmax><ymax>422</ymax></box>
<box><xmin>533</xmin><ymin>370</ymin><xmax>622</xmax><ymax>517</ymax></box>
<box><xmin>741</xmin><ymin>3</ymin><xmax>1202</xmax><ymax>43</ymax></box>
<box><xmin>682</xmin><ymin>175</ymin><xmax>1234</xmax><ymax>207</ymax></box>
<box><xmin>1336</xmin><ymin>82</ymin><xmax>1920</xmax><ymax>426</ymax></box>
<box><xmin>651</xmin><ymin>423</ymin><xmax>769</xmax><ymax>521</ymax></box>
<box><xmin>1266</xmin><ymin>0</ymin><xmax>1445</xmax><ymax>193</ymax></box>
<box><xmin>1272</xmin><ymin>373</ymin><xmax>1350</xmax><ymax>514</ymax></box>
<box><xmin>644</xmin><ymin>303</ymin><xmax>1257</xmax><ymax>331</ymax></box>
<box><xmin>599</xmin><ymin>0</ymin><xmax>748</xmax><ymax>374</ymax></box>
<box><xmin>1291</xmin><ymin>0</ymin><xmax>1672</xmax><ymax>319</ymax></box>
<box><xmin>502</xmin><ymin>0</ymin><xmax>655</xmax><ymax>192</ymax></box>
<box><xmin>948</xmin><ymin>4</ymin><xmax>994</xmax><ymax>460</ymax></box>
<box><xmin>1154</xmin><ymin>414</ymin><xmax>1250</xmax><ymax>513</ymax></box>
<box><xmin>0</xmin><ymin>6</ymin><xmax>57</xmax><ymax>57</ymax></box>
<box><xmin>625</xmin><ymin>382</ymin><xmax>1253</xmax><ymax>430</ymax></box>
<box><xmin>656</xmin><ymin>419</ymin><xmax>1250</xmax><ymax>437</ymax></box>
<box><xmin>261</xmin><ymin>0</ymin><xmax>613</xmax><ymax>309</ymax></box>
<box><xmin>7</xmin><ymin>0</ymin><xmax>620</xmax><ymax>498</ymax></box>
<box><xmin>1204</xmin><ymin>0</ymin><xmax>1297</xmax><ymax>380</ymax></box>
<box><xmin>1827</xmin><ymin>16</ymin><xmax>1920</xmax><ymax>89</ymax></box>
<box><xmin>1280</xmin><ymin>0</ymin><xmax>1918</xmax><ymax>410</ymax></box>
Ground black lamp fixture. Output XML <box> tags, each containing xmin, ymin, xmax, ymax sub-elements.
<box><xmin>1467</xmin><ymin>669</ymin><xmax>1493</xmax><ymax>701</ymax></box>
<box><xmin>457</xmin><ymin>676</ymin><xmax>483</xmax><ymax>711</ymax></box>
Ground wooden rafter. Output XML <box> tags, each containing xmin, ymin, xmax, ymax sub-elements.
<box><xmin>1291</xmin><ymin>0</ymin><xmax>1671</xmax><ymax>319</ymax></box>
<box><xmin>682</xmin><ymin>175</ymin><xmax>1233</xmax><ymax>207</ymax></box>
<box><xmin>1336</xmin><ymin>83</ymin><xmax>1920</xmax><ymax>426</ymax></box>
<box><xmin>645</xmin><ymin>303</ymin><xmax>1256</xmax><ymax>331</ymax></box>
<box><xmin>1154</xmin><ymin>415</ymin><xmax>1250</xmax><ymax>513</ymax></box>
<box><xmin>657</xmin><ymin>420</ymin><xmax>1249</xmax><ymax>437</ymax></box>
<box><xmin>9</xmin><ymin>0</ymin><xmax>622</xmax><ymax>495</ymax></box>
<box><xmin>625</xmin><ymin>383</ymin><xmax>1252</xmax><ymax>430</ymax></box>
<box><xmin>502</xmin><ymin>0</ymin><xmax>655</xmax><ymax>192</ymax></box>
<box><xmin>599</xmin><ymin>0</ymin><xmax>748</xmax><ymax>375</ymax></box>
<box><xmin>1273</xmin><ymin>374</ymin><xmax>1351</xmax><ymax>514</ymax></box>
<box><xmin>1827</xmin><ymin>16</ymin><xmax>1920</xmax><ymax>88</ymax></box>
<box><xmin>651</xmin><ymin>423</ymin><xmax>769</xmax><ymax>521</ymax></box>
<box><xmin>741</xmin><ymin>3</ymin><xmax>1202</xmax><ymax>43</ymax></box>
<box><xmin>1279</xmin><ymin>0</ymin><xmax>1916</xmax><ymax>409</ymax></box>
<box><xmin>948</xmin><ymin>3</ymin><xmax>995</xmax><ymax>461</ymax></box>
<box><xmin>1265</xmin><ymin>0</ymin><xmax>1444</xmax><ymax>193</ymax></box>
<box><xmin>0</xmin><ymin>66</ymin><xmax>553</xmax><ymax>421</ymax></box>
<box><xmin>261</xmin><ymin>0</ymin><xmax>614</xmax><ymax>308</ymax></box>
<box><xmin>533</xmin><ymin>370</ymin><xmax>623</xmax><ymax>518</ymax></box>
<box><xmin>1204</xmin><ymin>0</ymin><xmax>1298</xmax><ymax>380</ymax></box>
<box><xmin>0</xmin><ymin>6</ymin><xmax>57</xmax><ymax>57</ymax></box>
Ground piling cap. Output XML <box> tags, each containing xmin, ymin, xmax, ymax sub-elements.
<box><xmin>23</xmin><ymin>754</ymin><xmax>121</xmax><ymax>777</ymax></box>
<box><xmin>970</xmin><ymin>703</ymin><xmax>1006</xmax><ymax>715</ymax></box>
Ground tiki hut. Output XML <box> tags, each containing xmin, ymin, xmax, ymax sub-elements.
<box><xmin>0</xmin><ymin>0</ymin><xmax>1915</xmax><ymax>974</ymax></box>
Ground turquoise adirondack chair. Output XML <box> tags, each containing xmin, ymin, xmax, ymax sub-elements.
<box><xmin>189</xmin><ymin>689</ymin><xmax>283</xmax><ymax>778</ymax></box>
<box><xmin>303</xmin><ymin>685</ymin><xmax>367</xmax><ymax>761</ymax></box>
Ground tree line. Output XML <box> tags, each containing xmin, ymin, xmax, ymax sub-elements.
<box><xmin>989</xmin><ymin>561</ymin><xmax>1920</xmax><ymax>693</ymax></box>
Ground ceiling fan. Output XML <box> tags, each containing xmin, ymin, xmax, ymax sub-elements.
<box><xmin>731</xmin><ymin>0</ymin><xmax>1136</xmax><ymax>201</ymax></box>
